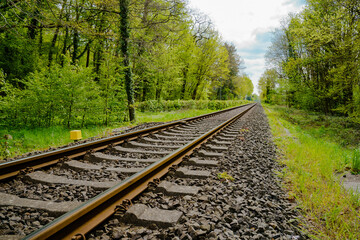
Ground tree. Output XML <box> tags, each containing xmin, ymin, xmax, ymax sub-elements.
<box><xmin>258</xmin><ymin>69</ymin><xmax>277</xmax><ymax>103</ymax></box>
<box><xmin>214</xmin><ymin>42</ymin><xmax>245</xmax><ymax>100</ymax></box>
<box><xmin>265</xmin><ymin>0</ymin><xmax>360</xmax><ymax>117</ymax></box>
<box><xmin>119</xmin><ymin>0</ymin><xmax>135</xmax><ymax>122</ymax></box>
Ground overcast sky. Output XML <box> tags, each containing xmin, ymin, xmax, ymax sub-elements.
<box><xmin>188</xmin><ymin>0</ymin><xmax>306</xmax><ymax>94</ymax></box>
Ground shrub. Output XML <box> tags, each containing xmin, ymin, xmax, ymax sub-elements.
<box><xmin>136</xmin><ymin>100</ymin><xmax>251</xmax><ymax>112</ymax></box>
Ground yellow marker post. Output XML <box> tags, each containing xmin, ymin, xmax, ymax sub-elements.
<box><xmin>70</xmin><ymin>130</ymin><xmax>82</xmax><ymax>142</ymax></box>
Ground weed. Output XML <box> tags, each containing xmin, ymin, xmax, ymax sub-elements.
<box><xmin>264</xmin><ymin>104</ymin><xmax>360</xmax><ymax>239</ymax></box>
<box><xmin>217</xmin><ymin>172</ymin><xmax>235</xmax><ymax>181</ymax></box>
<box><xmin>351</xmin><ymin>149</ymin><xmax>360</xmax><ymax>174</ymax></box>
<box><xmin>239</xmin><ymin>128</ymin><xmax>249</xmax><ymax>132</ymax></box>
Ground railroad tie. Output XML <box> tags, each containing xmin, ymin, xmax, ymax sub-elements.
<box><xmin>112</xmin><ymin>145</ymin><xmax>171</xmax><ymax>155</ymax></box>
<box><xmin>175</xmin><ymin>167</ymin><xmax>211</xmax><ymax>179</ymax></box>
<box><xmin>25</xmin><ymin>172</ymin><xmax>119</xmax><ymax>190</ymax></box>
<box><xmin>198</xmin><ymin>150</ymin><xmax>224</xmax><ymax>158</ymax></box>
<box><xmin>0</xmin><ymin>192</ymin><xmax>81</xmax><ymax>217</ymax></box>
<box><xmin>159</xmin><ymin>131</ymin><xmax>199</xmax><ymax>137</ymax></box>
<box><xmin>151</xmin><ymin>133</ymin><xmax>195</xmax><ymax>140</ymax></box>
<box><xmin>154</xmin><ymin>181</ymin><xmax>200</xmax><ymax>196</ymax></box>
<box><xmin>214</xmin><ymin>136</ymin><xmax>234</xmax><ymax>141</ymax></box>
<box><xmin>121</xmin><ymin>204</ymin><xmax>183</xmax><ymax>228</ymax></box>
<box><xmin>124</xmin><ymin>141</ymin><xmax>181</xmax><ymax>150</ymax></box>
<box><xmin>203</xmin><ymin>144</ymin><xmax>228</xmax><ymax>151</ymax></box>
<box><xmin>85</xmin><ymin>152</ymin><xmax>157</xmax><ymax>163</ymax></box>
<box><xmin>209</xmin><ymin>139</ymin><xmax>232</xmax><ymax>145</ymax></box>
<box><xmin>139</xmin><ymin>137</ymin><xmax>188</xmax><ymax>145</ymax></box>
<box><xmin>64</xmin><ymin>160</ymin><xmax>144</xmax><ymax>174</ymax></box>
<box><xmin>183</xmin><ymin>158</ymin><xmax>218</xmax><ymax>167</ymax></box>
<box><xmin>218</xmin><ymin>133</ymin><xmax>238</xmax><ymax>138</ymax></box>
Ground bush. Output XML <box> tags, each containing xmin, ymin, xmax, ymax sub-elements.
<box><xmin>0</xmin><ymin>64</ymin><xmax>127</xmax><ymax>129</ymax></box>
<box><xmin>136</xmin><ymin>100</ymin><xmax>251</xmax><ymax>112</ymax></box>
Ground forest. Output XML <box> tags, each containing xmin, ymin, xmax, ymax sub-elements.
<box><xmin>0</xmin><ymin>0</ymin><xmax>254</xmax><ymax>129</ymax></box>
<box><xmin>258</xmin><ymin>0</ymin><xmax>360</xmax><ymax>123</ymax></box>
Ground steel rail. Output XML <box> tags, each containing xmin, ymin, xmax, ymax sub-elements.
<box><xmin>24</xmin><ymin>103</ymin><xmax>256</xmax><ymax>240</ymax></box>
<box><xmin>0</xmin><ymin>103</ymin><xmax>252</xmax><ymax>181</ymax></box>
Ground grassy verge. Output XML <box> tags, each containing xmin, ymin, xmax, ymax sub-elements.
<box><xmin>0</xmin><ymin>109</ymin><xmax>217</xmax><ymax>160</ymax></box>
<box><xmin>263</xmin><ymin>104</ymin><xmax>360</xmax><ymax>239</ymax></box>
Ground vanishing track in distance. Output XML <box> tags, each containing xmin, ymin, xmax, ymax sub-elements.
<box><xmin>0</xmin><ymin>103</ymin><xmax>256</xmax><ymax>239</ymax></box>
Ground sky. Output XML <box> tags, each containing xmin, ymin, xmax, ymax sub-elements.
<box><xmin>188</xmin><ymin>0</ymin><xmax>306</xmax><ymax>94</ymax></box>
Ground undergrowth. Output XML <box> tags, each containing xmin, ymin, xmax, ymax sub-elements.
<box><xmin>273</xmin><ymin>105</ymin><xmax>360</xmax><ymax>148</ymax></box>
<box><xmin>264</xmin><ymin>104</ymin><xmax>360</xmax><ymax>239</ymax></box>
<box><xmin>136</xmin><ymin>99</ymin><xmax>251</xmax><ymax>112</ymax></box>
<box><xmin>0</xmin><ymin>108</ymin><xmax>219</xmax><ymax>160</ymax></box>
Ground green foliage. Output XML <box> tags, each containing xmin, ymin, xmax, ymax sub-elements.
<box><xmin>0</xmin><ymin>0</ymin><xmax>255</xmax><ymax>132</ymax></box>
<box><xmin>0</xmin><ymin>31</ymin><xmax>38</xmax><ymax>83</ymax></box>
<box><xmin>265</xmin><ymin>105</ymin><xmax>360</xmax><ymax>239</ymax></box>
<box><xmin>217</xmin><ymin>172</ymin><xmax>234</xmax><ymax>181</ymax></box>
<box><xmin>351</xmin><ymin>149</ymin><xmax>360</xmax><ymax>174</ymax></box>
<box><xmin>0</xmin><ymin>64</ymin><xmax>127</xmax><ymax>129</ymax></box>
<box><xmin>0</xmin><ymin>125</ymin><xmax>114</xmax><ymax>160</ymax></box>
<box><xmin>263</xmin><ymin>0</ymin><xmax>360</xmax><ymax>119</ymax></box>
<box><xmin>136</xmin><ymin>100</ymin><xmax>251</xmax><ymax>112</ymax></box>
<box><xmin>270</xmin><ymin>105</ymin><xmax>360</xmax><ymax>148</ymax></box>
<box><xmin>213</xmin><ymin>43</ymin><xmax>253</xmax><ymax>100</ymax></box>
<box><xmin>0</xmin><ymin>108</ymin><xmax>226</xmax><ymax>160</ymax></box>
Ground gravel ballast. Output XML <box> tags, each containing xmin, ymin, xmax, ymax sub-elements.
<box><xmin>86</xmin><ymin>104</ymin><xmax>307</xmax><ymax>240</ymax></box>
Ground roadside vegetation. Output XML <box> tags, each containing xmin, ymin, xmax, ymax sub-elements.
<box><xmin>260</xmin><ymin>1</ymin><xmax>360</xmax><ymax>237</ymax></box>
<box><xmin>0</xmin><ymin>100</ymin><xmax>250</xmax><ymax>160</ymax></box>
<box><xmin>0</xmin><ymin>0</ymin><xmax>255</xmax><ymax>127</ymax></box>
<box><xmin>264</xmin><ymin>104</ymin><xmax>360</xmax><ymax>239</ymax></box>
<box><xmin>259</xmin><ymin>0</ymin><xmax>359</xmax><ymax>123</ymax></box>
<box><xmin>1</xmin><ymin>1</ymin><xmax>256</xmax><ymax>160</ymax></box>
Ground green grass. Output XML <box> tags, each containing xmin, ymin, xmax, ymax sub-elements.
<box><xmin>351</xmin><ymin>149</ymin><xmax>360</xmax><ymax>174</ymax></box>
<box><xmin>136</xmin><ymin>109</ymin><xmax>215</xmax><ymax>123</ymax></box>
<box><xmin>0</xmin><ymin>109</ymin><xmax>217</xmax><ymax>160</ymax></box>
<box><xmin>264</xmin><ymin>104</ymin><xmax>360</xmax><ymax>239</ymax></box>
<box><xmin>273</xmin><ymin>105</ymin><xmax>360</xmax><ymax>148</ymax></box>
<box><xmin>0</xmin><ymin>125</ymin><xmax>113</xmax><ymax>160</ymax></box>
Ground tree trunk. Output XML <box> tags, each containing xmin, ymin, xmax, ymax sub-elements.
<box><xmin>142</xmin><ymin>78</ymin><xmax>149</xmax><ymax>102</ymax></box>
<box><xmin>61</xmin><ymin>27</ymin><xmax>69</xmax><ymax>67</ymax></box>
<box><xmin>180</xmin><ymin>64</ymin><xmax>189</xmax><ymax>99</ymax></box>
<box><xmin>28</xmin><ymin>15</ymin><xmax>38</xmax><ymax>39</ymax></box>
<box><xmin>119</xmin><ymin>0</ymin><xmax>135</xmax><ymax>122</ymax></box>
<box><xmin>192</xmin><ymin>78</ymin><xmax>201</xmax><ymax>100</ymax></box>
<box><xmin>156</xmin><ymin>75</ymin><xmax>162</xmax><ymax>100</ymax></box>
<box><xmin>72</xmin><ymin>0</ymin><xmax>80</xmax><ymax>65</ymax></box>
<box><xmin>94</xmin><ymin>45</ymin><xmax>103</xmax><ymax>81</ymax></box>
<box><xmin>48</xmin><ymin>27</ymin><xmax>60</xmax><ymax>67</ymax></box>
<box><xmin>45</xmin><ymin>0</ymin><xmax>66</xmax><ymax>62</ymax></box>
<box><xmin>86</xmin><ymin>43</ymin><xmax>90</xmax><ymax>67</ymax></box>
<box><xmin>72</xmin><ymin>30</ymin><xmax>79</xmax><ymax>65</ymax></box>
<box><xmin>38</xmin><ymin>28</ymin><xmax>43</xmax><ymax>55</ymax></box>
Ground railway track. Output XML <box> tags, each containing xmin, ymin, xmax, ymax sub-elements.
<box><xmin>0</xmin><ymin>103</ymin><xmax>256</xmax><ymax>239</ymax></box>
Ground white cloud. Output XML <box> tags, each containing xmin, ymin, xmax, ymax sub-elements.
<box><xmin>188</xmin><ymin>0</ymin><xmax>305</xmax><ymax>94</ymax></box>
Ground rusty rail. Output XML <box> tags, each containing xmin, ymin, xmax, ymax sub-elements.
<box><xmin>24</xmin><ymin>103</ymin><xmax>256</xmax><ymax>240</ymax></box>
<box><xmin>0</xmin><ymin>103</ymin><xmax>252</xmax><ymax>181</ymax></box>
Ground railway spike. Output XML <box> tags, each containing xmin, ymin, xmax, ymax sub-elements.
<box><xmin>114</xmin><ymin>199</ymin><xmax>133</xmax><ymax>215</ymax></box>
<box><xmin>71</xmin><ymin>233</ymin><xmax>86</xmax><ymax>240</ymax></box>
<box><xmin>19</xmin><ymin>167</ymin><xmax>34</xmax><ymax>175</ymax></box>
<box><xmin>148</xmin><ymin>178</ymin><xmax>160</xmax><ymax>190</ymax></box>
<box><xmin>168</xmin><ymin>165</ymin><xmax>178</xmax><ymax>175</ymax></box>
